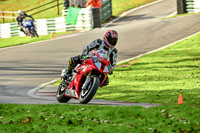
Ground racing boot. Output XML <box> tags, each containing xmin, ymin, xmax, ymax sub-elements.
<box><xmin>101</xmin><ymin>76</ymin><xmax>109</xmax><ymax>87</ymax></box>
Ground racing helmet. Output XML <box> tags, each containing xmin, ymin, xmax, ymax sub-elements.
<box><xmin>104</xmin><ymin>30</ymin><xmax>118</xmax><ymax>48</ymax></box>
<box><xmin>18</xmin><ymin>10</ymin><xmax>24</xmax><ymax>15</ymax></box>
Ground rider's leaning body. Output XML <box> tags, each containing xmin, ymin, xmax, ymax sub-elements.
<box><xmin>62</xmin><ymin>30</ymin><xmax>118</xmax><ymax>86</ymax></box>
<box><xmin>16</xmin><ymin>10</ymin><xmax>34</xmax><ymax>35</ymax></box>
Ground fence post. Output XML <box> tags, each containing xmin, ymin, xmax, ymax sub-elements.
<box><xmin>57</xmin><ymin>0</ymin><xmax>60</xmax><ymax>15</ymax></box>
<box><xmin>2</xmin><ymin>10</ymin><xmax>5</xmax><ymax>23</ymax></box>
<box><xmin>12</xmin><ymin>13</ymin><xmax>15</xmax><ymax>22</ymax></box>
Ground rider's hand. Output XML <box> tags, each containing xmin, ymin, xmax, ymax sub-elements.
<box><xmin>80</xmin><ymin>54</ymin><xmax>87</xmax><ymax>59</ymax></box>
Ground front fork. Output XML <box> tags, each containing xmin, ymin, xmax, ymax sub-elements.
<box><xmin>82</xmin><ymin>71</ymin><xmax>92</xmax><ymax>90</ymax></box>
<box><xmin>82</xmin><ymin>72</ymin><xmax>105</xmax><ymax>90</ymax></box>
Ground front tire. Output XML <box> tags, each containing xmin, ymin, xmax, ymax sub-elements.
<box><xmin>30</xmin><ymin>28</ymin><xmax>39</xmax><ymax>37</ymax></box>
<box><xmin>33</xmin><ymin>28</ymin><xmax>39</xmax><ymax>37</ymax></box>
<box><xmin>56</xmin><ymin>82</ymin><xmax>71</xmax><ymax>103</ymax></box>
<box><xmin>79</xmin><ymin>76</ymin><xmax>100</xmax><ymax>104</ymax></box>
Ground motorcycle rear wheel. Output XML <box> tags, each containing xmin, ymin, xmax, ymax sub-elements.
<box><xmin>56</xmin><ymin>82</ymin><xmax>71</xmax><ymax>103</ymax></box>
<box><xmin>79</xmin><ymin>76</ymin><xmax>100</xmax><ymax>104</ymax></box>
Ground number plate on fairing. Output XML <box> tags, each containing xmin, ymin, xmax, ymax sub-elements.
<box><xmin>65</xmin><ymin>89</ymin><xmax>78</xmax><ymax>98</ymax></box>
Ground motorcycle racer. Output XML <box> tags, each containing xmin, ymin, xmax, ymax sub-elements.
<box><xmin>62</xmin><ymin>29</ymin><xmax>118</xmax><ymax>86</ymax></box>
<box><xmin>16</xmin><ymin>10</ymin><xmax>34</xmax><ymax>35</ymax></box>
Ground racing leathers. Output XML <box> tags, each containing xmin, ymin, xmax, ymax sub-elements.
<box><xmin>64</xmin><ymin>39</ymin><xmax>118</xmax><ymax>86</ymax></box>
<box><xmin>16</xmin><ymin>12</ymin><xmax>34</xmax><ymax>35</ymax></box>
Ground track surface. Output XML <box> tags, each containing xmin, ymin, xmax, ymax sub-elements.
<box><xmin>1</xmin><ymin>0</ymin><xmax>200</xmax><ymax>105</ymax></box>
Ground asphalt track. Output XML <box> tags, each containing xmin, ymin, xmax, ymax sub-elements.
<box><xmin>1</xmin><ymin>0</ymin><xmax>200</xmax><ymax>106</ymax></box>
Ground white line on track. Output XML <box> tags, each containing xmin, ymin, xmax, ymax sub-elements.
<box><xmin>27</xmin><ymin>78</ymin><xmax>59</xmax><ymax>98</ymax></box>
<box><xmin>166</xmin><ymin>11</ymin><xmax>177</xmax><ymax>18</ymax></box>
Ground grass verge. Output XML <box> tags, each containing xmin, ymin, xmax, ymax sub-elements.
<box><xmin>0</xmin><ymin>31</ymin><xmax>73</xmax><ymax>48</ymax></box>
<box><xmin>0</xmin><ymin>104</ymin><xmax>200</xmax><ymax>132</ymax></box>
<box><xmin>112</xmin><ymin>0</ymin><xmax>157</xmax><ymax>16</ymax></box>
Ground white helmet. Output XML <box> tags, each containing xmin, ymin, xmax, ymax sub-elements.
<box><xmin>18</xmin><ymin>10</ymin><xmax>24</xmax><ymax>15</ymax></box>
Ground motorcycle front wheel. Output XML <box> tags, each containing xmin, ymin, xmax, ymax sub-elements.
<box><xmin>56</xmin><ymin>82</ymin><xmax>71</xmax><ymax>103</ymax></box>
<box><xmin>79</xmin><ymin>76</ymin><xmax>100</xmax><ymax>104</ymax></box>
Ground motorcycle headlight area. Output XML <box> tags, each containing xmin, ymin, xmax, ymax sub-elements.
<box><xmin>92</xmin><ymin>56</ymin><xmax>112</xmax><ymax>72</ymax></box>
<box><xmin>92</xmin><ymin>56</ymin><xmax>100</xmax><ymax>63</ymax></box>
<box><xmin>92</xmin><ymin>56</ymin><xmax>101</xmax><ymax>70</ymax></box>
<box><xmin>103</xmin><ymin>64</ymin><xmax>112</xmax><ymax>73</ymax></box>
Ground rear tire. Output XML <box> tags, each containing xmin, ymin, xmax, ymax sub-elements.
<box><xmin>79</xmin><ymin>76</ymin><xmax>100</xmax><ymax>104</ymax></box>
<box><xmin>56</xmin><ymin>82</ymin><xmax>71</xmax><ymax>103</ymax></box>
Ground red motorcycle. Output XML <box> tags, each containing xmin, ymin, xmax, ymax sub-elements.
<box><xmin>56</xmin><ymin>49</ymin><xmax>112</xmax><ymax>104</ymax></box>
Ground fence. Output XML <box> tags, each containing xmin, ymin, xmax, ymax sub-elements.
<box><xmin>186</xmin><ymin>0</ymin><xmax>200</xmax><ymax>13</ymax></box>
<box><xmin>26</xmin><ymin>0</ymin><xmax>62</xmax><ymax>16</ymax></box>
<box><xmin>0</xmin><ymin>11</ymin><xmax>18</xmax><ymax>23</ymax></box>
<box><xmin>0</xmin><ymin>7</ymin><xmax>93</xmax><ymax>38</ymax></box>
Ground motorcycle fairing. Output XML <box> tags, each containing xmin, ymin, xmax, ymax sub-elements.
<box><xmin>63</xmin><ymin>50</ymin><xmax>112</xmax><ymax>99</ymax></box>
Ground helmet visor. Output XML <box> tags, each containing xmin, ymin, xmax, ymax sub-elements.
<box><xmin>107</xmin><ymin>36</ymin><xmax>117</xmax><ymax>47</ymax></box>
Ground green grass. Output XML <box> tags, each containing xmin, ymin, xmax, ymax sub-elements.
<box><xmin>0</xmin><ymin>35</ymin><xmax>51</xmax><ymax>48</ymax></box>
<box><xmin>112</xmin><ymin>0</ymin><xmax>157</xmax><ymax>16</ymax></box>
<box><xmin>0</xmin><ymin>31</ymin><xmax>73</xmax><ymax>48</ymax></box>
<box><xmin>1</xmin><ymin>104</ymin><xmax>200</xmax><ymax>133</ymax></box>
<box><xmin>1</xmin><ymin>1</ymin><xmax>200</xmax><ymax>132</ymax></box>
